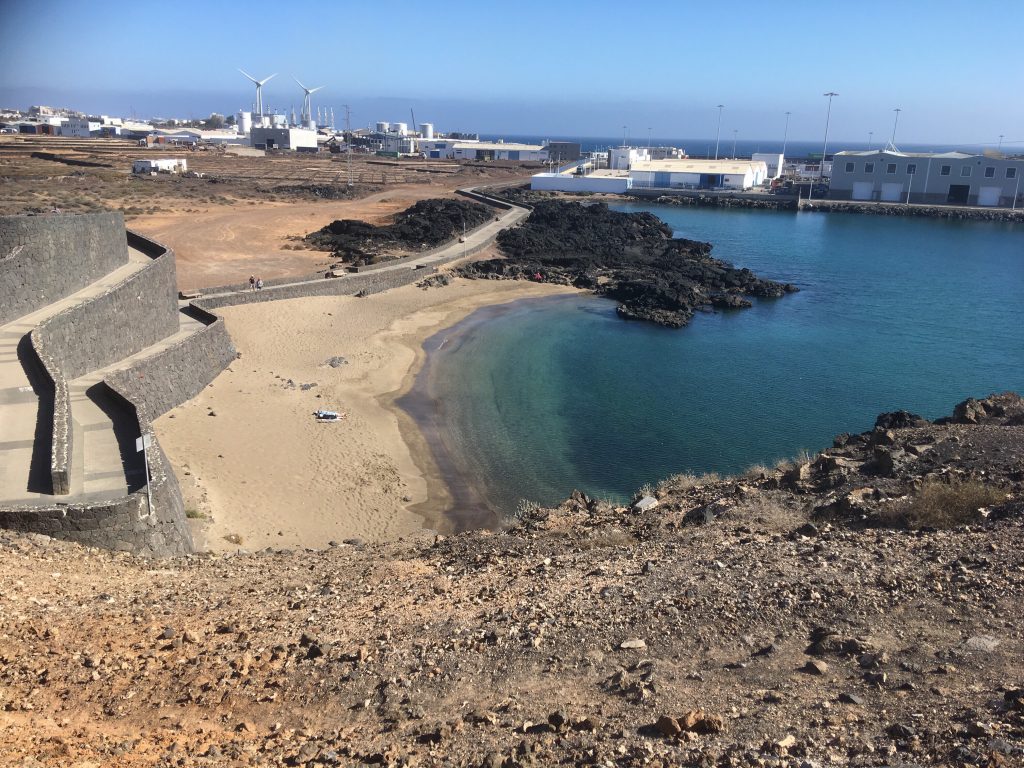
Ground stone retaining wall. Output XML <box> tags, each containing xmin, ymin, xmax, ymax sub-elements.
<box><xmin>194</xmin><ymin>263</ymin><xmax>438</xmax><ymax>310</ymax></box>
<box><xmin>34</xmin><ymin>243</ymin><xmax>179</xmax><ymax>381</ymax></box>
<box><xmin>26</xmin><ymin>329</ymin><xmax>71</xmax><ymax>495</ymax></box>
<box><xmin>0</xmin><ymin>212</ymin><xmax>128</xmax><ymax>324</ymax></box>
<box><xmin>105</xmin><ymin>304</ymin><xmax>236</xmax><ymax>425</ymax></box>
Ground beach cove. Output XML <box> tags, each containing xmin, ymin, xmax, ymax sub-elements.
<box><xmin>154</xmin><ymin>277</ymin><xmax>576</xmax><ymax>551</ymax></box>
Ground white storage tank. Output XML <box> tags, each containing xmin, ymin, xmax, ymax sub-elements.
<box><xmin>271</xmin><ymin>113</ymin><xmax>287</xmax><ymax>128</ymax></box>
<box><xmin>420</xmin><ymin>122</ymin><xmax>434</xmax><ymax>139</ymax></box>
<box><xmin>238</xmin><ymin>111</ymin><xmax>252</xmax><ymax>135</ymax></box>
<box><xmin>376</xmin><ymin>121</ymin><xmax>390</xmax><ymax>133</ymax></box>
<box><xmin>394</xmin><ymin>122</ymin><xmax>408</xmax><ymax>136</ymax></box>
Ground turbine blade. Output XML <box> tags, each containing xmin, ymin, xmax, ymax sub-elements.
<box><xmin>262</xmin><ymin>73</ymin><xmax>277</xmax><ymax>85</ymax></box>
<box><xmin>293</xmin><ymin>76</ymin><xmax>306</xmax><ymax>90</ymax></box>
<box><xmin>238</xmin><ymin>68</ymin><xmax>259</xmax><ymax>84</ymax></box>
<box><xmin>311</xmin><ymin>86</ymin><xmax>325</xmax><ymax>94</ymax></box>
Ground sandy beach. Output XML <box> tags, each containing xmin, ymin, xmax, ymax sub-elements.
<box><xmin>154</xmin><ymin>275</ymin><xmax>577</xmax><ymax>552</ymax></box>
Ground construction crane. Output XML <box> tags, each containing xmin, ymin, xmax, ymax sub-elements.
<box><xmin>410</xmin><ymin>108</ymin><xmax>417</xmax><ymax>133</ymax></box>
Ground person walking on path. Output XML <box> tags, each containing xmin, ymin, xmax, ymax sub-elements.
<box><xmin>249</xmin><ymin>275</ymin><xmax>256</xmax><ymax>291</ymax></box>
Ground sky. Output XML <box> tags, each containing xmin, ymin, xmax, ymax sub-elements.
<box><xmin>1</xmin><ymin>0</ymin><xmax>1022</xmax><ymax>147</ymax></box>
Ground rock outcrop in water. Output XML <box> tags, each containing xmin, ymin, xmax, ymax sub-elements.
<box><xmin>306</xmin><ymin>198</ymin><xmax>493</xmax><ymax>265</ymax></box>
<box><xmin>458</xmin><ymin>200</ymin><xmax>798</xmax><ymax>327</ymax></box>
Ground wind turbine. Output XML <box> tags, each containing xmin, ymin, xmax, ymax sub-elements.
<box><xmin>293</xmin><ymin>77</ymin><xmax>325</xmax><ymax>124</ymax></box>
<box><xmin>238</xmin><ymin>69</ymin><xmax>276</xmax><ymax>116</ymax></box>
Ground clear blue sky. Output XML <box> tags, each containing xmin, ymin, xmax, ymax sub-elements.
<box><xmin>1</xmin><ymin>0</ymin><xmax>1021</xmax><ymax>146</ymax></box>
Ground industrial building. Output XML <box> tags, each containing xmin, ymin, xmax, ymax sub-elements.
<box><xmin>608</xmin><ymin>147</ymin><xmax>650</xmax><ymax>170</ymax></box>
<box><xmin>629</xmin><ymin>159</ymin><xmax>769</xmax><ymax>190</ymax></box>
<box><xmin>544</xmin><ymin>141</ymin><xmax>582</xmax><ymax>163</ymax></box>
<box><xmin>829</xmin><ymin>150</ymin><xmax>1024</xmax><ymax>206</ymax></box>
<box><xmin>249</xmin><ymin>126</ymin><xmax>318</xmax><ymax>152</ymax></box>
<box><xmin>752</xmin><ymin>153</ymin><xmax>784</xmax><ymax>179</ymax></box>
<box><xmin>453</xmin><ymin>141</ymin><xmax>547</xmax><ymax>162</ymax></box>
<box><xmin>63</xmin><ymin>117</ymin><xmax>101</xmax><ymax>137</ymax></box>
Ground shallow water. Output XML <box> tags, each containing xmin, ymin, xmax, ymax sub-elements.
<box><xmin>401</xmin><ymin>204</ymin><xmax>1024</xmax><ymax>519</ymax></box>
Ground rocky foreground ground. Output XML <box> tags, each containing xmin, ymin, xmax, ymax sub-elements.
<box><xmin>1</xmin><ymin>395</ymin><xmax>1023</xmax><ymax>767</ymax></box>
<box><xmin>458</xmin><ymin>201</ymin><xmax>798</xmax><ymax>327</ymax></box>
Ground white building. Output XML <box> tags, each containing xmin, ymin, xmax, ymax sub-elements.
<box><xmin>249</xmin><ymin>126</ymin><xmax>318</xmax><ymax>152</ymax></box>
<box><xmin>829</xmin><ymin>150</ymin><xmax>1024</xmax><ymax>206</ymax></box>
<box><xmin>453</xmin><ymin>141</ymin><xmax>547</xmax><ymax>162</ymax></box>
<box><xmin>784</xmin><ymin>160</ymin><xmax>833</xmax><ymax>181</ymax></box>
<box><xmin>608</xmin><ymin>147</ymin><xmax>650</xmax><ymax>170</ymax></box>
<box><xmin>421</xmin><ymin>139</ymin><xmax>464</xmax><ymax>159</ymax></box>
<box><xmin>752</xmin><ymin>153</ymin><xmax>784</xmax><ymax>180</ymax></box>
<box><xmin>132</xmin><ymin>158</ymin><xmax>188</xmax><ymax>174</ymax></box>
<box><xmin>629</xmin><ymin>159</ymin><xmax>769</xmax><ymax>190</ymax></box>
<box><xmin>530</xmin><ymin>169</ymin><xmax>632</xmax><ymax>194</ymax></box>
<box><xmin>63</xmin><ymin>117</ymin><xmax>101</xmax><ymax>137</ymax></box>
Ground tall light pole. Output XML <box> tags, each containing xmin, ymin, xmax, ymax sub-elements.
<box><xmin>622</xmin><ymin>125</ymin><xmax>628</xmax><ymax>147</ymax></box>
<box><xmin>890</xmin><ymin>108</ymin><xmax>901</xmax><ymax>149</ymax></box>
<box><xmin>998</xmin><ymin>134</ymin><xmax>1004</xmax><ymax>153</ymax></box>
<box><xmin>868</xmin><ymin>131</ymin><xmax>873</xmax><ymax>150</ymax></box>
<box><xmin>782</xmin><ymin>111</ymin><xmax>791</xmax><ymax>157</ymax></box>
<box><xmin>811</xmin><ymin>91</ymin><xmax>838</xmax><ymax>201</ymax></box>
<box><xmin>714</xmin><ymin>105</ymin><xmax>724</xmax><ymax>159</ymax></box>
<box><xmin>647</xmin><ymin>126</ymin><xmax>652</xmax><ymax>150</ymax></box>
<box><xmin>732</xmin><ymin>129</ymin><xmax>738</xmax><ymax>158</ymax></box>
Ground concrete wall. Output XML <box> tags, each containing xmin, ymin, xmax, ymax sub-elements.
<box><xmin>33</xmin><ymin>240</ymin><xmax>179</xmax><ymax>380</ymax></box>
<box><xmin>531</xmin><ymin>173</ymin><xmax>632</xmax><ymax>194</ymax></box>
<box><xmin>0</xmin><ymin>212</ymin><xmax>128</xmax><ymax>324</ymax></box>
<box><xmin>0</xmin><ymin>227</ymin><xmax>234</xmax><ymax>557</ymax></box>
<box><xmin>0</xmin><ymin>427</ymin><xmax>192</xmax><ymax>556</ymax></box>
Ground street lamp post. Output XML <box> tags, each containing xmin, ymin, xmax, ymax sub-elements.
<box><xmin>868</xmin><ymin>131</ymin><xmax>873</xmax><ymax>150</ymax></box>
<box><xmin>782</xmin><ymin>111</ymin><xmax>791</xmax><ymax>158</ymax></box>
<box><xmin>810</xmin><ymin>91</ymin><xmax>838</xmax><ymax>202</ymax></box>
<box><xmin>732</xmin><ymin>129</ymin><xmax>738</xmax><ymax>158</ymax></box>
<box><xmin>714</xmin><ymin>105</ymin><xmax>724</xmax><ymax>159</ymax></box>
<box><xmin>998</xmin><ymin>134</ymin><xmax>1004</xmax><ymax>153</ymax></box>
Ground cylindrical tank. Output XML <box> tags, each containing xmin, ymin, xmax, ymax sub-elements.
<box><xmin>305</xmin><ymin>118</ymin><xmax>316</xmax><ymax>130</ymax></box>
<box><xmin>394</xmin><ymin>122</ymin><xmax>408</xmax><ymax>136</ymax></box>
<box><xmin>420</xmin><ymin>122</ymin><xmax>434</xmax><ymax>139</ymax></box>
<box><xmin>376</xmin><ymin>121</ymin><xmax>390</xmax><ymax>133</ymax></box>
<box><xmin>271</xmin><ymin>113</ymin><xmax>287</xmax><ymax>128</ymax></box>
<box><xmin>238</xmin><ymin>111</ymin><xmax>252</xmax><ymax>135</ymax></box>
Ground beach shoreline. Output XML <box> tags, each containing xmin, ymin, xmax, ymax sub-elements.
<box><xmin>154</xmin><ymin>276</ymin><xmax>577</xmax><ymax>552</ymax></box>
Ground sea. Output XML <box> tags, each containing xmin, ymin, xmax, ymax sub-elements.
<box><xmin>399</xmin><ymin>202</ymin><xmax>1024</xmax><ymax>523</ymax></box>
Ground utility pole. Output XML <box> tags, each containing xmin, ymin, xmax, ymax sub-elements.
<box><xmin>343</xmin><ymin>104</ymin><xmax>352</xmax><ymax>187</ymax></box>
<box><xmin>782</xmin><ymin>111</ymin><xmax>791</xmax><ymax>158</ymax></box>
<box><xmin>811</xmin><ymin>92</ymin><xmax>838</xmax><ymax>201</ymax></box>
<box><xmin>732</xmin><ymin>129</ymin><xmax>738</xmax><ymax>158</ymax></box>
<box><xmin>998</xmin><ymin>134</ymin><xmax>1004</xmax><ymax>153</ymax></box>
<box><xmin>868</xmin><ymin>131</ymin><xmax>873</xmax><ymax>150</ymax></box>
<box><xmin>714</xmin><ymin>105</ymin><xmax>724</xmax><ymax>159</ymax></box>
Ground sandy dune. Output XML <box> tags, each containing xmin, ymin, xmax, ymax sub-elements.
<box><xmin>154</xmin><ymin>276</ymin><xmax>576</xmax><ymax>552</ymax></box>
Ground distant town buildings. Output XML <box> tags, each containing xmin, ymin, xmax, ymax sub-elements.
<box><xmin>132</xmin><ymin>158</ymin><xmax>188</xmax><ymax>174</ymax></box>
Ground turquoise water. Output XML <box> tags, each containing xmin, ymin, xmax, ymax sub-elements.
<box><xmin>403</xmin><ymin>204</ymin><xmax>1023</xmax><ymax>519</ymax></box>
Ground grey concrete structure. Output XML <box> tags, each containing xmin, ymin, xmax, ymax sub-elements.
<box><xmin>0</xmin><ymin>216</ymin><xmax>235</xmax><ymax>556</ymax></box>
<box><xmin>830</xmin><ymin>150</ymin><xmax>1024</xmax><ymax>206</ymax></box>
<box><xmin>0</xmin><ymin>212</ymin><xmax>128</xmax><ymax>324</ymax></box>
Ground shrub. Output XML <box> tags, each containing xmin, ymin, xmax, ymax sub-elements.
<box><xmin>883</xmin><ymin>479</ymin><xmax>1007</xmax><ymax>529</ymax></box>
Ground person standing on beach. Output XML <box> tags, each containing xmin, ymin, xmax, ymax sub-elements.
<box><xmin>249</xmin><ymin>275</ymin><xmax>256</xmax><ymax>291</ymax></box>
<box><xmin>256</xmin><ymin>277</ymin><xmax>264</xmax><ymax>291</ymax></box>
